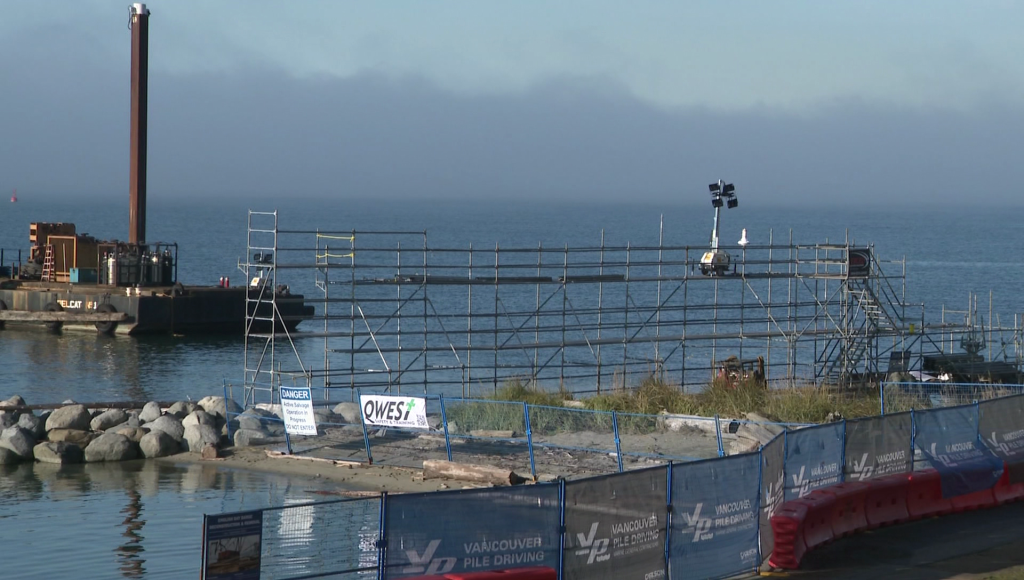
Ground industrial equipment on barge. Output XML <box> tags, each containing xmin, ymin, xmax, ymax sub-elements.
<box><xmin>0</xmin><ymin>4</ymin><xmax>313</xmax><ymax>336</ymax></box>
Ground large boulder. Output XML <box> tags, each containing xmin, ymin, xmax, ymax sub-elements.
<box><xmin>4</xmin><ymin>395</ymin><xmax>26</xmax><ymax>407</ymax></box>
<box><xmin>183</xmin><ymin>424</ymin><xmax>221</xmax><ymax>452</ymax></box>
<box><xmin>139</xmin><ymin>401</ymin><xmax>163</xmax><ymax>423</ymax></box>
<box><xmin>17</xmin><ymin>413</ymin><xmax>46</xmax><ymax>440</ymax></box>
<box><xmin>84</xmin><ymin>433</ymin><xmax>138</xmax><ymax>462</ymax></box>
<box><xmin>139</xmin><ymin>430</ymin><xmax>180</xmax><ymax>458</ymax></box>
<box><xmin>45</xmin><ymin>405</ymin><xmax>91</xmax><ymax>432</ymax></box>
<box><xmin>197</xmin><ymin>396</ymin><xmax>244</xmax><ymax>423</ymax></box>
<box><xmin>232</xmin><ymin>428</ymin><xmax>272</xmax><ymax>448</ymax></box>
<box><xmin>167</xmin><ymin>401</ymin><xmax>198</xmax><ymax>419</ymax></box>
<box><xmin>47</xmin><ymin>428</ymin><xmax>98</xmax><ymax>447</ymax></box>
<box><xmin>90</xmin><ymin>409</ymin><xmax>129</xmax><ymax>432</ymax></box>
<box><xmin>182</xmin><ymin>410</ymin><xmax>217</xmax><ymax>429</ymax></box>
<box><xmin>0</xmin><ymin>426</ymin><xmax>36</xmax><ymax>459</ymax></box>
<box><xmin>0</xmin><ymin>447</ymin><xmax>22</xmax><ymax>465</ymax></box>
<box><xmin>332</xmin><ymin>402</ymin><xmax>361</xmax><ymax>424</ymax></box>
<box><xmin>33</xmin><ymin>441</ymin><xmax>84</xmax><ymax>464</ymax></box>
<box><xmin>126</xmin><ymin>411</ymin><xmax>141</xmax><ymax>428</ymax></box>
<box><xmin>113</xmin><ymin>426</ymin><xmax>149</xmax><ymax>443</ymax></box>
<box><xmin>254</xmin><ymin>403</ymin><xmax>283</xmax><ymax>419</ymax></box>
<box><xmin>146</xmin><ymin>415</ymin><xmax>185</xmax><ymax>443</ymax></box>
<box><xmin>0</xmin><ymin>414</ymin><xmax>17</xmax><ymax>430</ymax></box>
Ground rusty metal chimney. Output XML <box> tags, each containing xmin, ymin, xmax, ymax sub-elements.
<box><xmin>128</xmin><ymin>3</ymin><xmax>150</xmax><ymax>245</ymax></box>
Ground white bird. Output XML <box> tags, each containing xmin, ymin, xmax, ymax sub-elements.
<box><xmin>738</xmin><ymin>228</ymin><xmax>749</xmax><ymax>246</ymax></box>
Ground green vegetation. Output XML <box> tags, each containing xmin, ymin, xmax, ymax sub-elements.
<box><xmin>443</xmin><ymin>375</ymin><xmax>882</xmax><ymax>437</ymax></box>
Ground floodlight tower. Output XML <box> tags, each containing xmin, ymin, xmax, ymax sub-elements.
<box><xmin>699</xmin><ymin>180</ymin><xmax>738</xmax><ymax>275</ymax></box>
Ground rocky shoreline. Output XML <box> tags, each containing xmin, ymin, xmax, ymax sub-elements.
<box><xmin>0</xmin><ymin>395</ymin><xmax>312</xmax><ymax>466</ymax></box>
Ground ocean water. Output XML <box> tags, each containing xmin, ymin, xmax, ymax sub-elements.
<box><xmin>1</xmin><ymin>195</ymin><xmax>1023</xmax><ymax>578</ymax></box>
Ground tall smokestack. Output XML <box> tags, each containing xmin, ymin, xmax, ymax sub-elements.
<box><xmin>129</xmin><ymin>3</ymin><xmax>149</xmax><ymax>245</ymax></box>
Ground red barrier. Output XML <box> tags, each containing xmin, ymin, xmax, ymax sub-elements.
<box><xmin>819</xmin><ymin>481</ymin><xmax>870</xmax><ymax>538</ymax></box>
<box><xmin>906</xmin><ymin>469</ymin><xmax>954</xmax><ymax>519</ymax></box>
<box><xmin>863</xmin><ymin>473</ymin><xmax>910</xmax><ymax>528</ymax></box>
<box><xmin>994</xmin><ymin>468</ymin><xmax>1024</xmax><ymax>504</ymax></box>
<box><xmin>797</xmin><ymin>491</ymin><xmax>836</xmax><ymax>550</ymax></box>
<box><xmin>950</xmin><ymin>486</ymin><xmax>996</xmax><ymax>512</ymax></box>
<box><xmin>767</xmin><ymin>501</ymin><xmax>809</xmax><ymax>570</ymax></box>
<box><xmin>443</xmin><ymin>567</ymin><xmax>557</xmax><ymax>580</ymax></box>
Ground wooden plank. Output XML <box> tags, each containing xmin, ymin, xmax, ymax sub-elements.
<box><xmin>0</xmin><ymin>311</ymin><xmax>128</xmax><ymax>322</ymax></box>
<box><xmin>423</xmin><ymin>459</ymin><xmax>527</xmax><ymax>486</ymax></box>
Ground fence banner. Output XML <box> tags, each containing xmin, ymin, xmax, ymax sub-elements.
<box><xmin>563</xmin><ymin>466</ymin><xmax>667</xmax><ymax>580</ymax></box>
<box><xmin>383</xmin><ymin>485</ymin><xmax>560</xmax><ymax>579</ymax></box>
<box><xmin>670</xmin><ymin>453</ymin><xmax>761</xmax><ymax>580</ymax></box>
<box><xmin>759</xmin><ymin>433</ymin><xmax>785</xmax><ymax>561</ymax></box>
<box><xmin>980</xmin><ymin>395</ymin><xmax>1024</xmax><ymax>483</ymax></box>
<box><xmin>844</xmin><ymin>412</ymin><xmax>912</xmax><ymax>482</ymax></box>
<box><xmin>783</xmin><ymin>423</ymin><xmax>843</xmax><ymax>501</ymax></box>
<box><xmin>202</xmin><ymin>510</ymin><xmax>263</xmax><ymax>580</ymax></box>
<box><xmin>914</xmin><ymin>405</ymin><xmax>1004</xmax><ymax>497</ymax></box>
<box><xmin>360</xmin><ymin>395</ymin><xmax>429</xmax><ymax>429</ymax></box>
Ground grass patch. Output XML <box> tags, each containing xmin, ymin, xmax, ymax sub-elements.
<box><xmin>447</xmin><ymin>374</ymin><xmax>881</xmax><ymax>431</ymax></box>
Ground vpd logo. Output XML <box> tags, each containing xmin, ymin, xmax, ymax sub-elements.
<box><xmin>574</xmin><ymin>523</ymin><xmax>610</xmax><ymax>564</ymax></box>
<box><xmin>403</xmin><ymin>539</ymin><xmax>456</xmax><ymax>575</ymax></box>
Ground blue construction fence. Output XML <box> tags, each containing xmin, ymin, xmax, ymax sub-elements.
<box><xmin>221</xmin><ymin>381</ymin><xmax>809</xmax><ymax>478</ymax></box>
<box><xmin>205</xmin><ymin>392</ymin><xmax>1024</xmax><ymax>580</ymax></box>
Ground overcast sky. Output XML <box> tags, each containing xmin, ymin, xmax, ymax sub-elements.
<box><xmin>1</xmin><ymin>1</ymin><xmax>1023</xmax><ymax>205</ymax></box>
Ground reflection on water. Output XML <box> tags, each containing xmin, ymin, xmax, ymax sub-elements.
<box><xmin>118</xmin><ymin>484</ymin><xmax>146</xmax><ymax>578</ymax></box>
<box><xmin>0</xmin><ymin>327</ymin><xmax>250</xmax><ymax>403</ymax></box>
<box><xmin>0</xmin><ymin>459</ymin><xmax>336</xmax><ymax>580</ymax></box>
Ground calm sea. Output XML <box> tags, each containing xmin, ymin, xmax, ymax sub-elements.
<box><xmin>1</xmin><ymin>195</ymin><xmax>1022</xmax><ymax>578</ymax></box>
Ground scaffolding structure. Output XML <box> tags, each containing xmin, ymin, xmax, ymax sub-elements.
<box><xmin>240</xmin><ymin>213</ymin><xmax>1024</xmax><ymax>405</ymax></box>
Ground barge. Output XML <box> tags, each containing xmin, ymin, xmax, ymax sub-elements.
<box><xmin>0</xmin><ymin>4</ymin><xmax>314</xmax><ymax>336</ymax></box>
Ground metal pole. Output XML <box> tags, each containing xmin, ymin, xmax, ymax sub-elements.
<box><xmin>597</xmin><ymin>230</ymin><xmax>605</xmax><ymax>392</ymax></box>
<box><xmin>377</xmin><ymin>491</ymin><xmax>388</xmax><ymax>580</ymax></box>
<box><xmin>524</xmin><ymin>402</ymin><xmax>537</xmax><ymax>479</ymax></box>
<box><xmin>715</xmin><ymin>414</ymin><xmax>724</xmax><ymax>457</ymax></box>
<box><xmin>612</xmin><ymin>411</ymin><xmax>624</xmax><ymax>473</ymax></box>
<box><xmin>128</xmin><ymin>3</ymin><xmax>150</xmax><ymax>245</ymax></box>
<box><xmin>557</xmin><ymin>478</ymin><xmax>567</xmax><ymax>580</ymax></box>
<box><xmin>362</xmin><ymin>405</ymin><xmax>374</xmax><ymax>464</ymax></box>
<box><xmin>494</xmin><ymin>243</ymin><xmax>499</xmax><ymax>394</ymax></box>
<box><xmin>664</xmin><ymin>462</ymin><xmax>674</xmax><ymax>579</ymax></box>
<box><xmin>440</xmin><ymin>394</ymin><xmax>453</xmax><ymax>462</ymax></box>
<box><xmin>468</xmin><ymin>243</ymin><xmax>474</xmax><ymax>398</ymax></box>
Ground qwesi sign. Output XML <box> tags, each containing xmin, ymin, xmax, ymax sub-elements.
<box><xmin>359</xmin><ymin>395</ymin><xmax>428</xmax><ymax>429</ymax></box>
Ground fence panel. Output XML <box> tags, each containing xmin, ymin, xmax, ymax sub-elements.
<box><xmin>783</xmin><ymin>423</ymin><xmax>844</xmax><ymax>501</ymax></box>
<box><xmin>528</xmin><ymin>405</ymin><xmax>620</xmax><ymax>476</ymax></box>
<box><xmin>979</xmin><ymin>394</ymin><xmax>1024</xmax><ymax>483</ymax></box>
<box><xmin>382</xmin><ymin>485</ymin><xmax>561</xmax><ymax>579</ymax></box>
<box><xmin>616</xmin><ymin>412</ymin><xmax>720</xmax><ymax>465</ymax></box>
<box><xmin>362</xmin><ymin>396</ymin><xmax>448</xmax><ymax>469</ymax></box>
<box><xmin>669</xmin><ymin>453</ymin><xmax>762</xmax><ymax>580</ymax></box>
<box><xmin>883</xmin><ymin>382</ymin><xmax>1024</xmax><ymax>414</ymax></box>
<box><xmin>563</xmin><ymin>466</ymin><xmax>668</xmax><ymax>580</ymax></box>
<box><xmin>759</xmin><ymin>433</ymin><xmax>785</xmax><ymax>561</ymax></box>
<box><xmin>261</xmin><ymin>497</ymin><xmax>381</xmax><ymax>580</ymax></box>
<box><xmin>843</xmin><ymin>412</ymin><xmax>912</xmax><ymax>482</ymax></box>
<box><xmin>912</xmin><ymin>404</ymin><xmax>1004</xmax><ymax>497</ymax></box>
<box><xmin>441</xmin><ymin>398</ymin><xmax>535</xmax><ymax>476</ymax></box>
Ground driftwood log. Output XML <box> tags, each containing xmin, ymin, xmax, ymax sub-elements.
<box><xmin>423</xmin><ymin>460</ymin><xmax>527</xmax><ymax>486</ymax></box>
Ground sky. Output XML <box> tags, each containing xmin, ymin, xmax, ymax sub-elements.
<box><xmin>1</xmin><ymin>1</ymin><xmax>1023</xmax><ymax>206</ymax></box>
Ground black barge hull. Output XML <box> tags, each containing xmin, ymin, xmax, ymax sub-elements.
<box><xmin>0</xmin><ymin>280</ymin><xmax>314</xmax><ymax>335</ymax></box>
